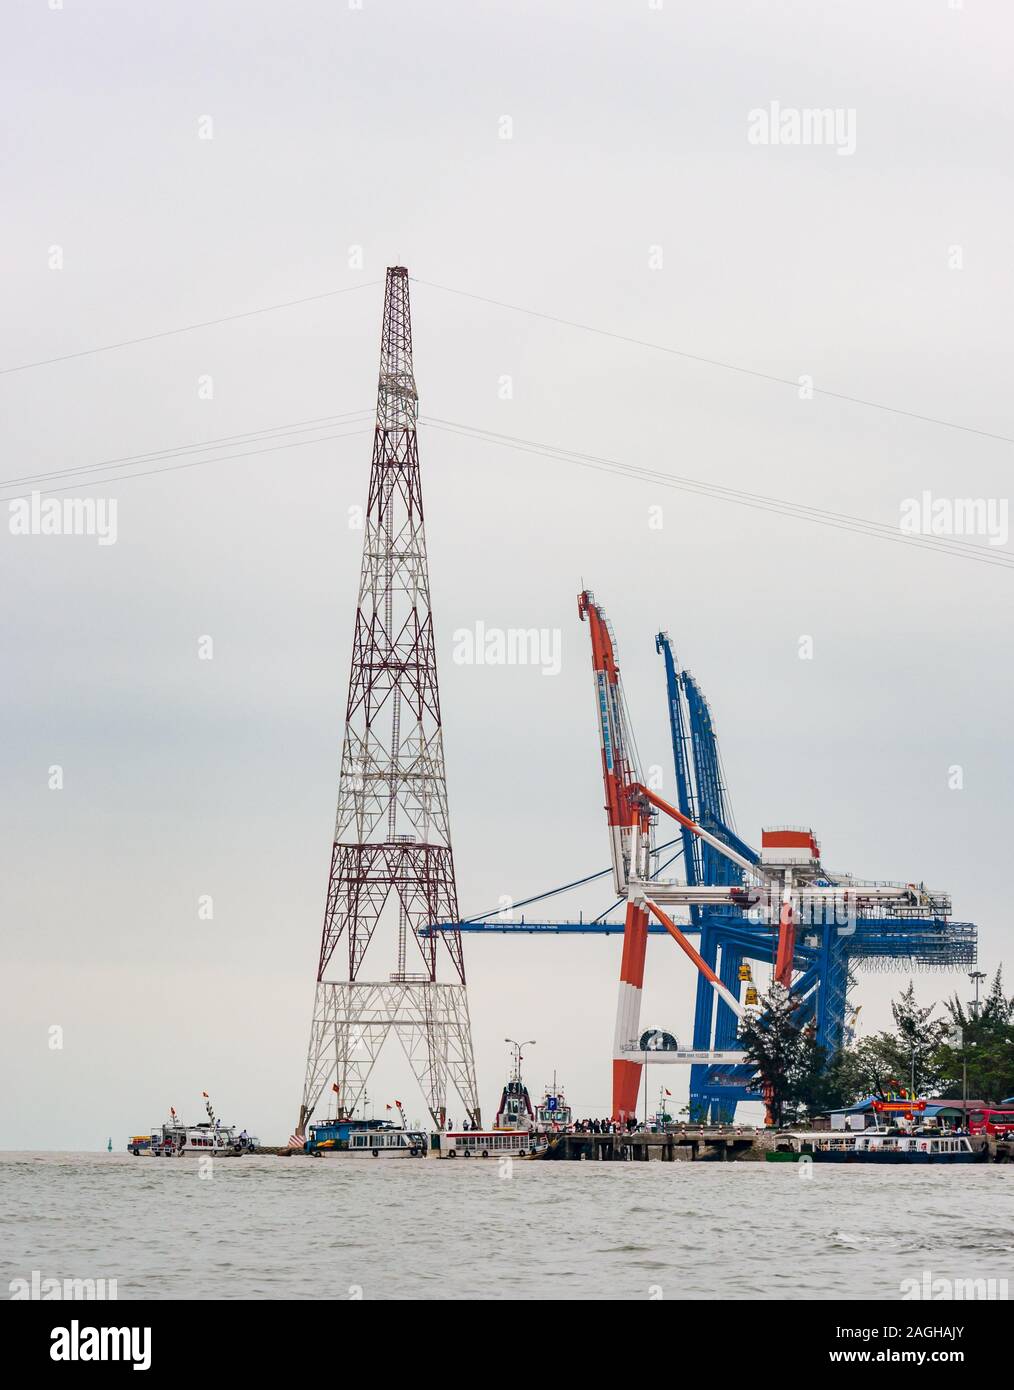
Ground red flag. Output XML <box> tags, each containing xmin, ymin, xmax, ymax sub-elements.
<box><xmin>395</xmin><ymin>1100</ymin><xmax>402</xmax><ymax>1107</ymax></box>
<box><xmin>664</xmin><ymin>1089</ymin><xmax>671</xmax><ymax>1097</ymax></box>
<box><xmin>386</xmin><ymin>1104</ymin><xmax>393</xmax><ymax>1111</ymax></box>
<box><xmin>202</xmin><ymin>1091</ymin><xmax>209</xmax><ymax>1098</ymax></box>
<box><xmin>331</xmin><ymin>1083</ymin><xmax>340</xmax><ymax>1094</ymax></box>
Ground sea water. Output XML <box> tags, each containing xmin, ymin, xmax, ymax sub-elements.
<box><xmin>1</xmin><ymin>1151</ymin><xmax>1009</xmax><ymax>1300</ymax></box>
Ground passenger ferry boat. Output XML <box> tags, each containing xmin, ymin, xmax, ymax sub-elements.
<box><xmin>128</xmin><ymin>1095</ymin><xmax>257</xmax><ymax>1156</ymax></box>
<box><xmin>768</xmin><ymin>1127</ymin><xmax>984</xmax><ymax>1164</ymax></box>
<box><xmin>438</xmin><ymin>1046</ymin><xmax>549</xmax><ymax>1159</ymax></box>
<box><xmin>439</xmin><ymin>1128</ymin><xmax>547</xmax><ymax>1158</ymax></box>
<box><xmin>343</xmin><ymin>1125</ymin><xmax>428</xmax><ymax>1157</ymax></box>
<box><xmin>307</xmin><ymin>1102</ymin><xmax>429</xmax><ymax>1157</ymax></box>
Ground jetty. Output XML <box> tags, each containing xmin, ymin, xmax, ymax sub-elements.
<box><xmin>541</xmin><ymin>1125</ymin><xmax>763</xmax><ymax>1162</ymax></box>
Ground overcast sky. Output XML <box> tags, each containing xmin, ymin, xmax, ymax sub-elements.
<box><xmin>2</xmin><ymin>0</ymin><xmax>1012</xmax><ymax>1147</ymax></box>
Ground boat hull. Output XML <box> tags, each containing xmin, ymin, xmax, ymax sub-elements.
<box><xmin>808</xmin><ymin>1150</ymin><xmax>982</xmax><ymax>1164</ymax></box>
<box><xmin>341</xmin><ymin>1148</ymin><xmax>427</xmax><ymax>1158</ymax></box>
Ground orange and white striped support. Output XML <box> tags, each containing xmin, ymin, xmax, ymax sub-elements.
<box><xmin>612</xmin><ymin>898</ymin><xmax>649</xmax><ymax>1121</ymax></box>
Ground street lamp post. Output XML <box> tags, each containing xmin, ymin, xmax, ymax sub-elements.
<box><xmin>504</xmin><ymin>1038</ymin><xmax>536</xmax><ymax>1084</ymax></box>
<box><xmin>643</xmin><ymin>1048</ymin><xmax>648</xmax><ymax>1130</ymax></box>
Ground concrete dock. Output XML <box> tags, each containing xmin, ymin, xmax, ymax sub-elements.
<box><xmin>541</xmin><ymin>1126</ymin><xmax>765</xmax><ymax>1162</ymax></box>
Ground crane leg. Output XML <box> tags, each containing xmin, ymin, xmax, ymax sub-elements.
<box><xmin>774</xmin><ymin>899</ymin><xmax>795</xmax><ymax>988</ymax></box>
<box><xmin>612</xmin><ymin>900</ymin><xmax>649</xmax><ymax>1122</ymax></box>
<box><xmin>764</xmin><ymin>899</ymin><xmax>797</xmax><ymax>1125</ymax></box>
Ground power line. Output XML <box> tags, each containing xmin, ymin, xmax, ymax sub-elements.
<box><xmin>428</xmin><ymin>415</ymin><xmax>995</xmax><ymax>554</ymax></box>
<box><xmin>422</xmin><ymin>417</ymin><xmax>1014</xmax><ymax>570</ymax></box>
<box><xmin>0</xmin><ymin>427</ymin><xmax>371</xmax><ymax>503</ymax></box>
<box><xmin>5</xmin><ymin>403</ymin><xmax>1009</xmax><ymax>571</ymax></box>
<box><xmin>0</xmin><ymin>281</ymin><xmax>382</xmax><ymax>376</ymax></box>
<box><xmin>413</xmin><ymin>278</ymin><xmax>1014</xmax><ymax>449</ymax></box>
<box><xmin>6</xmin><ymin>266</ymin><xmax>1009</xmax><ymax>455</ymax></box>
<box><xmin>0</xmin><ymin>409</ymin><xmax>373</xmax><ymax>490</ymax></box>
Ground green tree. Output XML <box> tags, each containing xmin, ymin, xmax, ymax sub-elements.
<box><xmin>738</xmin><ymin>984</ymin><xmax>804</xmax><ymax>1126</ymax></box>
<box><xmin>787</xmin><ymin>1029</ymin><xmax>838</xmax><ymax>1116</ymax></box>
<box><xmin>821</xmin><ymin>1034</ymin><xmax>897</xmax><ymax>1105</ymax></box>
<box><xmin>934</xmin><ymin>968</ymin><xmax>1014</xmax><ymax>1102</ymax></box>
<box><xmin>883</xmin><ymin>981</ymin><xmax>948</xmax><ymax>1095</ymax></box>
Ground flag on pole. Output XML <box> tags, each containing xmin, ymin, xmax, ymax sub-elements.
<box><xmin>664</xmin><ymin>1088</ymin><xmax>671</xmax><ymax>1097</ymax></box>
<box><xmin>202</xmin><ymin>1092</ymin><xmax>209</xmax><ymax>1098</ymax></box>
<box><xmin>332</xmin><ymin>1083</ymin><xmax>340</xmax><ymax>1094</ymax></box>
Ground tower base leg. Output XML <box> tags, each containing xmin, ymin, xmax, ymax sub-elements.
<box><xmin>298</xmin><ymin>979</ymin><xmax>481</xmax><ymax>1133</ymax></box>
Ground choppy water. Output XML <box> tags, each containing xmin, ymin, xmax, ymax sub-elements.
<box><xmin>1</xmin><ymin>1152</ymin><xmax>1010</xmax><ymax>1300</ymax></box>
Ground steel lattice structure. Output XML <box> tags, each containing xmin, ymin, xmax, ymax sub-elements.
<box><xmin>297</xmin><ymin>267</ymin><xmax>480</xmax><ymax>1135</ymax></box>
<box><xmin>654</xmin><ymin>635</ymin><xmax>977</xmax><ymax>1121</ymax></box>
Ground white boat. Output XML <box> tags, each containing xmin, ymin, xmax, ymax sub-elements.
<box><xmin>439</xmin><ymin>1129</ymin><xmax>547</xmax><ymax>1159</ymax></box>
<box><xmin>128</xmin><ymin>1095</ymin><xmax>257</xmax><ymax>1156</ymax></box>
<box><xmin>345</xmin><ymin>1126</ymin><xmax>429</xmax><ymax>1157</ymax></box>
<box><xmin>177</xmin><ymin>1123</ymin><xmax>259</xmax><ymax>1155</ymax></box>
<box><xmin>769</xmin><ymin>1126</ymin><xmax>985</xmax><ymax>1165</ymax></box>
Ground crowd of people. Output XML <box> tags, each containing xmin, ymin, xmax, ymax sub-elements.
<box><xmin>571</xmin><ymin>1117</ymin><xmax>640</xmax><ymax>1134</ymax></box>
<box><xmin>449</xmin><ymin>1116</ymin><xmax>642</xmax><ymax>1135</ymax></box>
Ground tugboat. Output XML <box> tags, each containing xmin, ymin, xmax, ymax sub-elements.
<box><xmin>534</xmin><ymin>1073</ymin><xmax>572</xmax><ymax>1132</ymax></box>
<box><xmin>438</xmin><ymin>1041</ymin><xmax>549</xmax><ymax>1159</ymax></box>
<box><xmin>128</xmin><ymin>1094</ymin><xmax>258</xmax><ymax>1157</ymax></box>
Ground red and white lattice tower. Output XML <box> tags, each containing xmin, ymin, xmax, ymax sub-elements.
<box><xmin>297</xmin><ymin>267</ymin><xmax>481</xmax><ymax>1135</ymax></box>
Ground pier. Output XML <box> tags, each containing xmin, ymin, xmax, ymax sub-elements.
<box><xmin>541</xmin><ymin>1125</ymin><xmax>764</xmax><ymax>1161</ymax></box>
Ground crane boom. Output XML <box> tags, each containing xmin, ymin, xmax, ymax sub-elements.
<box><xmin>577</xmin><ymin>591</ymin><xmax>649</xmax><ymax>895</ymax></box>
<box><xmin>578</xmin><ymin>590</ymin><xmax>653</xmax><ymax>1120</ymax></box>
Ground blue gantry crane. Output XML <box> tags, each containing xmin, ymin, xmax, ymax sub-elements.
<box><xmin>656</xmin><ymin>628</ymin><xmax>976</xmax><ymax>1121</ymax></box>
<box><xmin>657</xmin><ymin>631</ymin><xmax>761</xmax><ymax>1120</ymax></box>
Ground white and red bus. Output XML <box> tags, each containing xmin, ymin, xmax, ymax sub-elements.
<box><xmin>968</xmin><ymin>1108</ymin><xmax>1014</xmax><ymax>1138</ymax></box>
